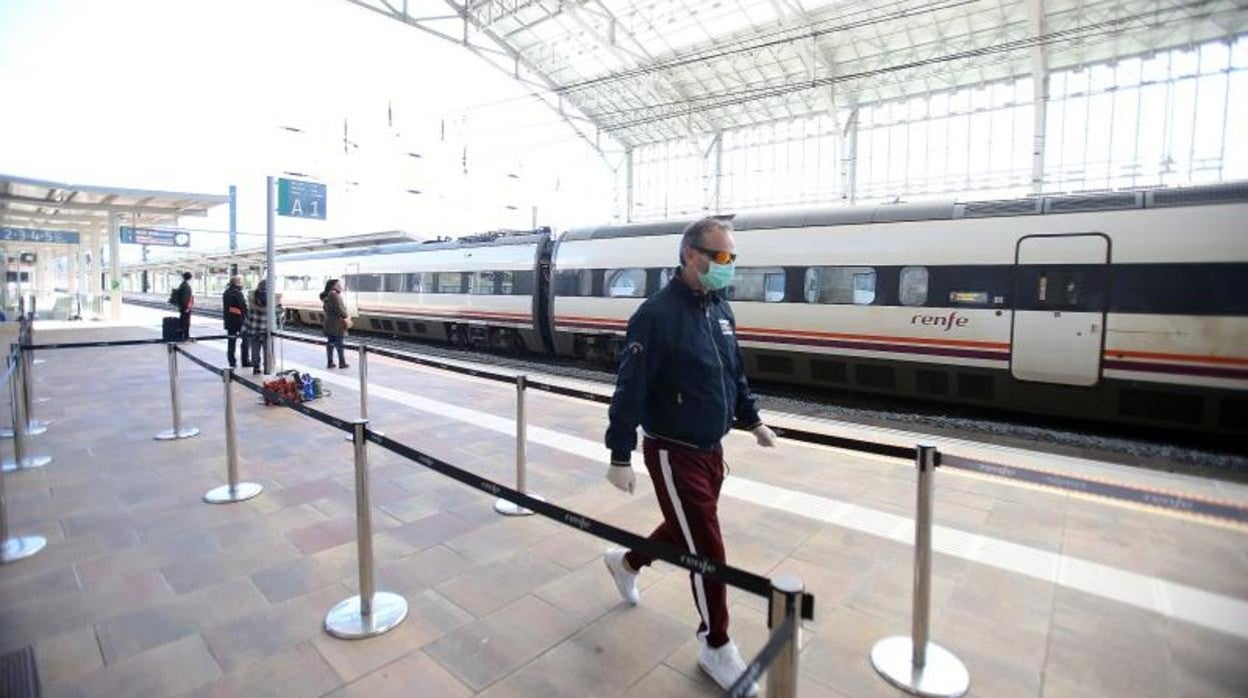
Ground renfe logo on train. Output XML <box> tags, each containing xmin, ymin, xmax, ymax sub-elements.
<box><xmin>911</xmin><ymin>311</ymin><xmax>969</xmax><ymax>331</ymax></box>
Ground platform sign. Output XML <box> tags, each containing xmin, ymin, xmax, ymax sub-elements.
<box><xmin>119</xmin><ymin>227</ymin><xmax>191</xmax><ymax>247</ymax></box>
<box><xmin>0</xmin><ymin>227</ymin><xmax>80</xmax><ymax>244</ymax></box>
<box><xmin>277</xmin><ymin>178</ymin><xmax>326</xmax><ymax>219</ymax></box>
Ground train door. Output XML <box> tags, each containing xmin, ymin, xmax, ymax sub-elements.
<box><xmin>1010</xmin><ymin>234</ymin><xmax>1109</xmax><ymax>386</ymax></box>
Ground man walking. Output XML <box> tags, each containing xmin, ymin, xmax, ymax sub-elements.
<box><xmin>221</xmin><ymin>275</ymin><xmax>248</xmax><ymax>368</ymax></box>
<box><xmin>601</xmin><ymin>217</ymin><xmax>777</xmax><ymax>695</ymax></box>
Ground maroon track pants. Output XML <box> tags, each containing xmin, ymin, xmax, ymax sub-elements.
<box><xmin>624</xmin><ymin>437</ymin><xmax>729</xmax><ymax>648</ymax></box>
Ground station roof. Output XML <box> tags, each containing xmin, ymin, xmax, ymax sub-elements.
<box><xmin>121</xmin><ymin>230</ymin><xmax>420</xmax><ymax>274</ymax></box>
<box><xmin>351</xmin><ymin>0</ymin><xmax>1248</xmax><ymax>148</ymax></box>
<box><xmin>0</xmin><ymin>172</ymin><xmax>230</xmax><ymax>233</ymax></box>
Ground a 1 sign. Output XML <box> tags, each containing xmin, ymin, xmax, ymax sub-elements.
<box><xmin>277</xmin><ymin>178</ymin><xmax>327</xmax><ymax>220</ymax></box>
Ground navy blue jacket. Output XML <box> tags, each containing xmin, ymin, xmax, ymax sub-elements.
<box><xmin>606</xmin><ymin>273</ymin><xmax>762</xmax><ymax>464</ymax></box>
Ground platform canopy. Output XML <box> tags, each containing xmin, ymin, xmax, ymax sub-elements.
<box><xmin>0</xmin><ymin>172</ymin><xmax>230</xmax><ymax>233</ymax></box>
<box><xmin>349</xmin><ymin>0</ymin><xmax>1248</xmax><ymax>149</ymax></box>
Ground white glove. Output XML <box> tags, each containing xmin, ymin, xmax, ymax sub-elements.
<box><xmin>752</xmin><ymin>424</ymin><xmax>777</xmax><ymax>448</ymax></box>
<box><xmin>606</xmin><ymin>463</ymin><xmax>635</xmax><ymax>494</ymax></box>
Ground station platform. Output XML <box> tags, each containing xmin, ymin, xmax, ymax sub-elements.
<box><xmin>1</xmin><ymin>305</ymin><xmax>1246</xmax><ymax>697</ymax></box>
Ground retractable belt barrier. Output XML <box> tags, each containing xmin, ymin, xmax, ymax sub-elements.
<box><xmin>174</xmin><ymin>346</ymin><xmax>224</xmax><ymax>377</ymax></box>
<box><xmin>367</xmin><ymin>427</ymin><xmax>814</xmax><ymax>616</ymax></box>
<box><xmin>268</xmin><ymin>330</ymin><xmax>1248</xmax><ymax>527</ymax></box>
<box><xmin>22</xmin><ymin>334</ymin><xmax>232</xmax><ymax>351</ymax></box>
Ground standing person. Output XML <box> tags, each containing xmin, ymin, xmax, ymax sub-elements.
<box><xmin>221</xmin><ymin>275</ymin><xmax>248</xmax><ymax>368</ymax></box>
<box><xmin>600</xmin><ymin>217</ymin><xmax>777</xmax><ymax>696</ymax></box>
<box><xmin>243</xmin><ymin>278</ymin><xmax>269</xmax><ymax>375</ymax></box>
<box><xmin>174</xmin><ymin>271</ymin><xmax>194</xmax><ymax>340</ymax></box>
<box><xmin>319</xmin><ymin>278</ymin><xmax>350</xmax><ymax>369</ymax></box>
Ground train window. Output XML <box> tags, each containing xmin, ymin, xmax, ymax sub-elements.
<box><xmin>728</xmin><ymin>268</ymin><xmax>786</xmax><ymax>302</ymax></box>
<box><xmin>382</xmin><ymin>273</ymin><xmax>406</xmax><ymax>293</ymax></box>
<box><xmin>471</xmin><ymin>271</ymin><xmax>495</xmax><ymax>295</ymax></box>
<box><xmin>606</xmin><ymin>268</ymin><xmax>647</xmax><ymax>297</ymax></box>
<box><xmin>498</xmin><ymin>271</ymin><xmax>514</xmax><ymax>295</ymax></box>
<box><xmin>346</xmin><ymin>274</ymin><xmax>382</xmax><ymax>293</ymax></box>
<box><xmin>438</xmin><ymin>272</ymin><xmax>464</xmax><ymax>294</ymax></box>
<box><xmin>1022</xmin><ymin>267</ymin><xmax>1104</xmax><ymax>311</ymax></box>
<box><xmin>659</xmin><ymin>268</ymin><xmax>675</xmax><ymax>288</ymax></box>
<box><xmin>899</xmin><ymin>266</ymin><xmax>928</xmax><ymax>306</ymax></box>
<box><xmin>511</xmin><ymin>270</ymin><xmax>535</xmax><ymax>295</ymax></box>
<box><xmin>554</xmin><ymin>269</ymin><xmax>596</xmax><ymax>296</ymax></box>
<box><xmin>404</xmin><ymin>273</ymin><xmax>425</xmax><ymax>293</ymax></box>
<box><xmin>553</xmin><ymin>270</ymin><xmax>582</xmax><ymax>296</ymax></box>
<box><xmin>803</xmin><ymin>267</ymin><xmax>877</xmax><ymax>304</ymax></box>
<box><xmin>282</xmin><ymin>275</ymin><xmax>311</xmax><ymax>291</ymax></box>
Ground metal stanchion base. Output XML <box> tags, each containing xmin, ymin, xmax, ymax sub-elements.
<box><xmin>494</xmin><ymin>493</ymin><xmax>545</xmax><ymax>517</ymax></box>
<box><xmin>0</xmin><ymin>421</ymin><xmax>49</xmax><ymax>438</ymax></box>
<box><xmin>2</xmin><ymin>455</ymin><xmax>52</xmax><ymax>472</ymax></box>
<box><xmin>154</xmin><ymin>427</ymin><xmax>200</xmax><ymax>440</ymax></box>
<box><xmin>1</xmin><ymin>536</ymin><xmax>47</xmax><ymax>563</ymax></box>
<box><xmin>203</xmin><ymin>482</ymin><xmax>264</xmax><ymax>504</ymax></box>
<box><xmin>324</xmin><ymin>592</ymin><xmax>408</xmax><ymax>639</ymax></box>
<box><xmin>870</xmin><ymin>637</ymin><xmax>970</xmax><ymax>697</ymax></box>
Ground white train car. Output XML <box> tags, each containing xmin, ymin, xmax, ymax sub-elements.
<box><xmin>550</xmin><ymin>184</ymin><xmax>1248</xmax><ymax>433</ymax></box>
<box><xmin>276</xmin><ymin>231</ymin><xmax>552</xmax><ymax>352</ymax></box>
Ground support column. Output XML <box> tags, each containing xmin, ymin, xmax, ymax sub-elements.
<box><xmin>841</xmin><ymin>105</ymin><xmax>860</xmax><ymax>205</ymax></box>
<box><xmin>706</xmin><ymin>132</ymin><xmax>723</xmax><ymax>213</ymax></box>
<box><xmin>108</xmin><ymin>213</ymin><xmax>122</xmax><ymax>320</ymax></box>
<box><xmin>66</xmin><ymin>245</ymin><xmax>78</xmax><ymax>295</ymax></box>
<box><xmin>228</xmin><ymin>185</ymin><xmax>238</xmax><ymax>276</ymax></box>
<box><xmin>624</xmin><ymin>147</ymin><xmax>634</xmax><ymax>223</ymax></box>
<box><xmin>0</xmin><ymin>246</ymin><xmax>8</xmax><ymax>313</ymax></box>
<box><xmin>1028</xmin><ymin>0</ymin><xmax>1047</xmax><ymax>194</ymax></box>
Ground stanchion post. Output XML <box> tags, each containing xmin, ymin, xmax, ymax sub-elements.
<box><xmin>345</xmin><ymin>344</ymin><xmax>383</xmax><ymax>440</ymax></box>
<box><xmin>767</xmin><ymin>575</ymin><xmax>804</xmax><ymax>698</ymax></box>
<box><xmin>494</xmin><ymin>374</ymin><xmax>544</xmax><ymax>516</ymax></box>
<box><xmin>3</xmin><ymin>331</ymin><xmax>48</xmax><ymax>438</ymax></box>
<box><xmin>324</xmin><ymin>419</ymin><xmax>408</xmax><ymax>639</ymax></box>
<box><xmin>155</xmin><ymin>344</ymin><xmax>199</xmax><ymax>440</ymax></box>
<box><xmin>2</xmin><ymin>349</ymin><xmax>50</xmax><ymax>472</ymax></box>
<box><xmin>0</xmin><ymin>422</ymin><xmax>46</xmax><ymax>563</ymax></box>
<box><xmin>204</xmin><ymin>368</ymin><xmax>262</xmax><ymax>504</ymax></box>
<box><xmin>870</xmin><ymin>444</ymin><xmax>969</xmax><ymax>697</ymax></box>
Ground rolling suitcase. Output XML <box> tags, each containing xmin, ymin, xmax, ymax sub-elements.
<box><xmin>162</xmin><ymin>316</ymin><xmax>181</xmax><ymax>342</ymax></box>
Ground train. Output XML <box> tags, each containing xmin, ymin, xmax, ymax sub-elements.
<box><xmin>133</xmin><ymin>182</ymin><xmax>1248</xmax><ymax>436</ymax></box>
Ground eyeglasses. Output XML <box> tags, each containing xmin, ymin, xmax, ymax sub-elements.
<box><xmin>693</xmin><ymin>244</ymin><xmax>737</xmax><ymax>265</ymax></box>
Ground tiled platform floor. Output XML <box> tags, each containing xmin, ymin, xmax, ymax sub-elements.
<box><xmin>0</xmin><ymin>308</ymin><xmax>1246</xmax><ymax>697</ymax></box>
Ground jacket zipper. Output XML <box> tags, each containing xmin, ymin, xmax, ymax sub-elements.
<box><xmin>704</xmin><ymin>307</ymin><xmax>730</xmax><ymax>433</ymax></box>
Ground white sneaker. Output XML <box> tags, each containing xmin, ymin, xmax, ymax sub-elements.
<box><xmin>698</xmin><ymin>639</ymin><xmax>759</xmax><ymax>696</ymax></box>
<box><xmin>603</xmin><ymin>549</ymin><xmax>640</xmax><ymax>605</ymax></box>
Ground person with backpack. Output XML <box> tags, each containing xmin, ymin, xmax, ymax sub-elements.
<box><xmin>243</xmin><ymin>279</ymin><xmax>269</xmax><ymax>375</ymax></box>
<box><xmin>319</xmin><ymin>278</ymin><xmax>351</xmax><ymax>369</ymax></box>
<box><xmin>170</xmin><ymin>271</ymin><xmax>194</xmax><ymax>340</ymax></box>
<box><xmin>221</xmin><ymin>275</ymin><xmax>248</xmax><ymax>368</ymax></box>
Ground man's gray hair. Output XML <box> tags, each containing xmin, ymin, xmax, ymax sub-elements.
<box><xmin>679</xmin><ymin>217</ymin><xmax>732</xmax><ymax>266</ymax></box>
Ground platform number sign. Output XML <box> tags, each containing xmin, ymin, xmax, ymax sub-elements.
<box><xmin>277</xmin><ymin>178</ymin><xmax>326</xmax><ymax>220</ymax></box>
